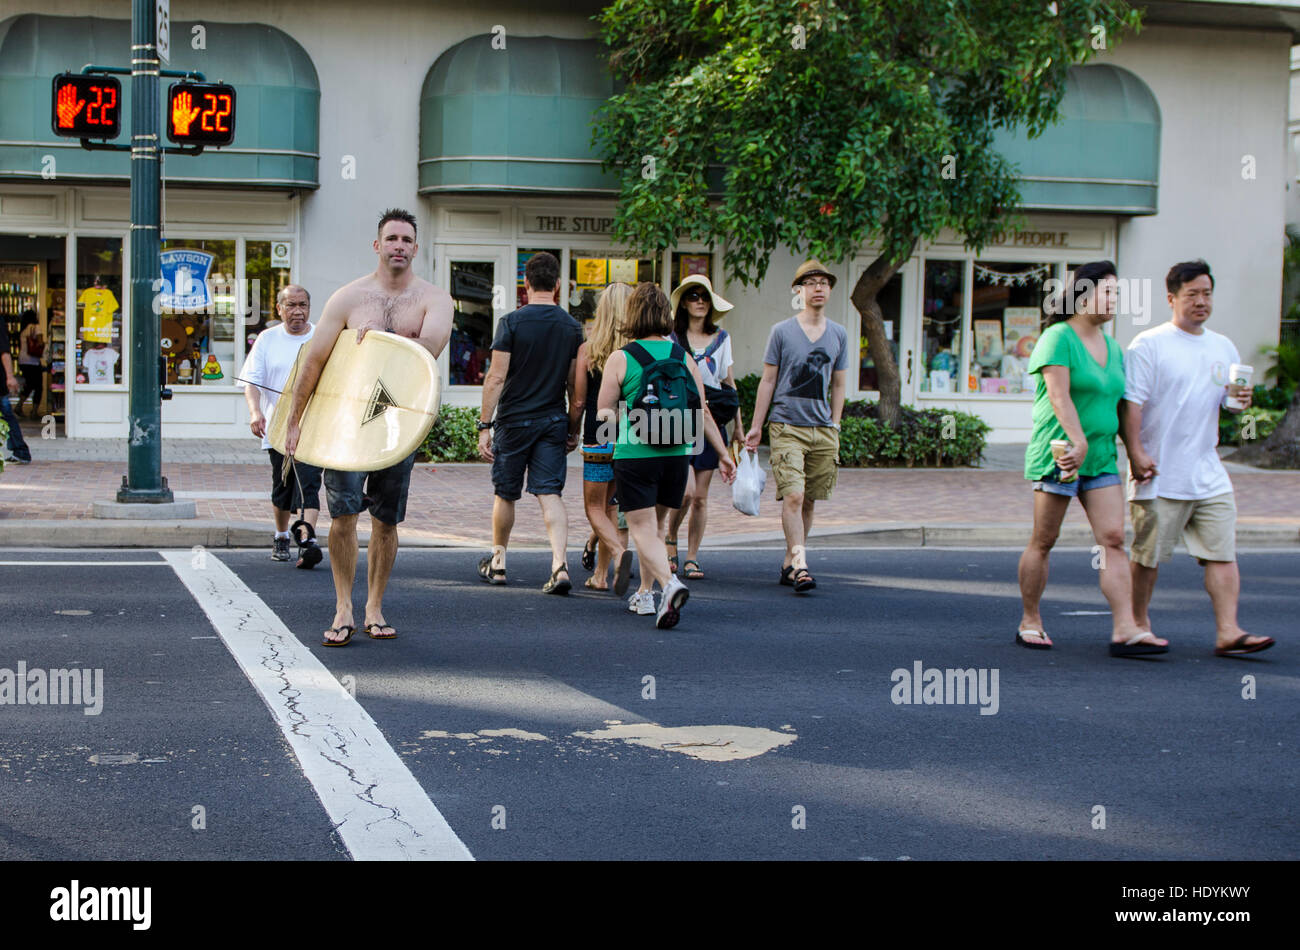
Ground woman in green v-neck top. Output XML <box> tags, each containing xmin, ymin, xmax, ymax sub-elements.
<box><xmin>1015</xmin><ymin>260</ymin><xmax>1165</xmax><ymax>657</ymax></box>
<box><xmin>1024</xmin><ymin>321</ymin><xmax>1126</xmax><ymax>479</ymax></box>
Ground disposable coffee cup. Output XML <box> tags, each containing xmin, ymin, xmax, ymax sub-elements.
<box><xmin>1224</xmin><ymin>363</ymin><xmax>1253</xmax><ymax>410</ymax></box>
<box><xmin>1050</xmin><ymin>438</ymin><xmax>1077</xmax><ymax>482</ymax></box>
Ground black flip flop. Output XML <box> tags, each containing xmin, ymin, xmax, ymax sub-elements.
<box><xmin>612</xmin><ymin>550</ymin><xmax>633</xmax><ymax>597</ymax></box>
<box><xmin>1109</xmin><ymin>634</ymin><xmax>1169</xmax><ymax>657</ymax></box>
<box><xmin>1016</xmin><ymin>630</ymin><xmax>1052</xmax><ymax>650</ymax></box>
<box><xmin>322</xmin><ymin>625</ymin><xmax>355</xmax><ymax>647</ymax></box>
<box><xmin>365</xmin><ymin>623</ymin><xmax>397</xmax><ymax>640</ymax></box>
<box><xmin>1215</xmin><ymin>635</ymin><xmax>1275</xmax><ymax>657</ymax></box>
<box><xmin>581</xmin><ymin>537</ymin><xmax>598</xmax><ymax>572</ymax></box>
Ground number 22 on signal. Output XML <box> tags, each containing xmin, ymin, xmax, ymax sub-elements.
<box><xmin>201</xmin><ymin>92</ymin><xmax>231</xmax><ymax>133</ymax></box>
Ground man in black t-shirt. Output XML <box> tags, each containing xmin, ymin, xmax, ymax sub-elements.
<box><xmin>477</xmin><ymin>252</ymin><xmax>583</xmax><ymax>593</ymax></box>
<box><xmin>0</xmin><ymin>318</ymin><xmax>32</xmax><ymax>464</ymax></box>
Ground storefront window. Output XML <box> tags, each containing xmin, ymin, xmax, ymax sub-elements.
<box><xmin>246</xmin><ymin>240</ymin><xmax>293</xmax><ymax>343</ymax></box>
<box><xmin>516</xmin><ymin>247</ymin><xmax>562</xmax><ymax>309</ymax></box>
<box><xmin>920</xmin><ymin>260</ymin><xmax>964</xmax><ymax>394</ymax></box>
<box><xmin>75</xmin><ymin>237</ymin><xmax>124</xmax><ymax>385</ymax></box>
<box><xmin>670</xmin><ymin>251</ymin><xmax>713</xmax><ymax>292</ymax></box>
<box><xmin>449</xmin><ymin>259</ymin><xmax>494</xmax><ymax>386</ymax></box>
<box><xmin>158</xmin><ymin>239</ymin><xmax>237</xmax><ymax>386</ymax></box>
<box><xmin>567</xmin><ymin>251</ymin><xmax>660</xmax><ymax>323</ymax></box>
<box><xmin>971</xmin><ymin>260</ymin><xmax>1055</xmax><ymax>394</ymax></box>
<box><xmin>858</xmin><ymin>273</ymin><xmax>902</xmax><ymax>393</ymax></box>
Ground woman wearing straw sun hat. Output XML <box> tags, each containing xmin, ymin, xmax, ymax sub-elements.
<box><xmin>661</xmin><ymin>274</ymin><xmax>745</xmax><ymax>580</ymax></box>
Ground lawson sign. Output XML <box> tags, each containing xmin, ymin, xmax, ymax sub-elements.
<box><xmin>156</xmin><ymin>249</ymin><xmax>215</xmax><ymax>311</ymax></box>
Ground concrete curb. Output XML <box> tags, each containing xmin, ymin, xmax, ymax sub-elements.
<box><xmin>2</xmin><ymin>519</ymin><xmax>1295</xmax><ymax>549</ymax></box>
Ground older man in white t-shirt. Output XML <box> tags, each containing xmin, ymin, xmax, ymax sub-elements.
<box><xmin>242</xmin><ymin>284</ymin><xmax>325</xmax><ymax>569</ymax></box>
<box><xmin>1121</xmin><ymin>260</ymin><xmax>1274</xmax><ymax>657</ymax></box>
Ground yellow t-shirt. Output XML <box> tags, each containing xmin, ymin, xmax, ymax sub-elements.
<box><xmin>79</xmin><ymin>287</ymin><xmax>119</xmax><ymax>343</ymax></box>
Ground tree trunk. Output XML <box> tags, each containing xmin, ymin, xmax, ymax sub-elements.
<box><xmin>1228</xmin><ymin>389</ymin><xmax>1300</xmax><ymax>468</ymax></box>
<box><xmin>849</xmin><ymin>247</ymin><xmax>913</xmax><ymax>429</ymax></box>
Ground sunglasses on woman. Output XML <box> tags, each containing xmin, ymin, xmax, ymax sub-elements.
<box><xmin>682</xmin><ymin>289</ymin><xmax>709</xmax><ymax>302</ymax></box>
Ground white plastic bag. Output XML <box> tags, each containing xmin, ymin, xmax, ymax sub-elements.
<box><xmin>731</xmin><ymin>450</ymin><xmax>766</xmax><ymax>517</ymax></box>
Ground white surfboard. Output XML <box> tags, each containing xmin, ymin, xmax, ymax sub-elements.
<box><xmin>268</xmin><ymin>330</ymin><xmax>441</xmax><ymax>471</ymax></box>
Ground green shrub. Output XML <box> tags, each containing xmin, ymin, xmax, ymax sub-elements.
<box><xmin>734</xmin><ymin>373</ymin><xmax>990</xmax><ymax>466</ymax></box>
<box><xmin>418</xmin><ymin>406</ymin><xmax>481</xmax><ymax>462</ymax></box>
<box><xmin>1218</xmin><ymin>385</ymin><xmax>1289</xmax><ymax>444</ymax></box>
<box><xmin>839</xmin><ymin>403</ymin><xmax>990</xmax><ymax>467</ymax></box>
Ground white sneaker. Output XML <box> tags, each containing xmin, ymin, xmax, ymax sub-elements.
<box><xmin>655</xmin><ymin>576</ymin><xmax>690</xmax><ymax>629</ymax></box>
<box><xmin>627</xmin><ymin>590</ymin><xmax>656</xmax><ymax>615</ymax></box>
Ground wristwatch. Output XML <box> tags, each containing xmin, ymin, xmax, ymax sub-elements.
<box><xmin>476</xmin><ymin>420</ymin><xmax>493</xmax><ymax>432</ymax></box>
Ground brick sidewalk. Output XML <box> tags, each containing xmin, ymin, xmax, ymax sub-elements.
<box><xmin>3</xmin><ymin>455</ymin><xmax>1298</xmax><ymax>548</ymax></box>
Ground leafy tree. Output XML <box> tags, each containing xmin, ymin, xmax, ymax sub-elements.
<box><xmin>596</xmin><ymin>0</ymin><xmax>1141</xmax><ymax>425</ymax></box>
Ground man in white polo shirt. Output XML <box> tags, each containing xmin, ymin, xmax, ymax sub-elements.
<box><xmin>1122</xmin><ymin>259</ymin><xmax>1274</xmax><ymax>657</ymax></box>
<box><xmin>242</xmin><ymin>284</ymin><xmax>325</xmax><ymax>569</ymax></box>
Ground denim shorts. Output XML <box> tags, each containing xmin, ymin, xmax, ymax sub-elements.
<box><xmin>1033</xmin><ymin>469</ymin><xmax>1121</xmax><ymax>498</ymax></box>
<box><xmin>582</xmin><ymin>443</ymin><xmax>615</xmax><ymax>484</ymax></box>
<box><xmin>324</xmin><ymin>452</ymin><xmax>416</xmax><ymax>525</ymax></box>
<box><xmin>491</xmin><ymin>414</ymin><xmax>569</xmax><ymax>501</ymax></box>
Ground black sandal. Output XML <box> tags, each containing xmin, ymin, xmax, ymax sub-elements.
<box><xmin>581</xmin><ymin>536</ymin><xmax>598</xmax><ymax>572</ymax></box>
<box><xmin>779</xmin><ymin>565</ymin><xmax>795</xmax><ymax>586</ymax></box>
<box><xmin>542</xmin><ymin>565</ymin><xmax>572</xmax><ymax>596</ymax></box>
<box><xmin>791</xmin><ymin>567</ymin><xmax>816</xmax><ymax>593</ymax></box>
<box><xmin>478</xmin><ymin>555</ymin><xmax>506</xmax><ymax>585</ymax></box>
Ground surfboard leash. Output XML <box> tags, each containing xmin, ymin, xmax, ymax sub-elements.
<box><xmin>233</xmin><ymin>375</ymin><xmax>441</xmax><ymax>419</ymax></box>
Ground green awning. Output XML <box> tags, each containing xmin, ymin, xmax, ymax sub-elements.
<box><xmin>0</xmin><ymin>14</ymin><xmax>319</xmax><ymax>189</ymax></box>
<box><xmin>994</xmin><ymin>64</ymin><xmax>1161</xmax><ymax>214</ymax></box>
<box><xmin>419</xmin><ymin>35</ymin><xmax>621</xmax><ymax>195</ymax></box>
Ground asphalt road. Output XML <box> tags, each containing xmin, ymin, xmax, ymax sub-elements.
<box><xmin>1</xmin><ymin>546</ymin><xmax>1295</xmax><ymax>861</ymax></box>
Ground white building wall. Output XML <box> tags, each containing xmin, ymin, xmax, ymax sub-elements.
<box><xmin>29</xmin><ymin>0</ymin><xmax>602</xmax><ymax>307</ymax></box>
<box><xmin>1103</xmin><ymin>25</ymin><xmax>1290</xmax><ymax>363</ymax></box>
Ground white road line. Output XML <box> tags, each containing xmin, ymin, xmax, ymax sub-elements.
<box><xmin>162</xmin><ymin>550</ymin><xmax>473</xmax><ymax>862</ymax></box>
<box><xmin>0</xmin><ymin>560</ymin><xmax>170</xmax><ymax>566</ymax></box>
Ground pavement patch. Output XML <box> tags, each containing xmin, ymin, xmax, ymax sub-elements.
<box><xmin>572</xmin><ymin>722</ymin><xmax>797</xmax><ymax>762</ymax></box>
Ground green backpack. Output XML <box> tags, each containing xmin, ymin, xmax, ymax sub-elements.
<box><xmin>624</xmin><ymin>341</ymin><xmax>700</xmax><ymax>446</ymax></box>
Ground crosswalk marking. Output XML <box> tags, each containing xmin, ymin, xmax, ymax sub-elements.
<box><xmin>163</xmin><ymin>550</ymin><xmax>473</xmax><ymax>861</ymax></box>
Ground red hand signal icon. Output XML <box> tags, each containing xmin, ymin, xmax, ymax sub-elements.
<box><xmin>171</xmin><ymin>90</ymin><xmax>202</xmax><ymax>136</ymax></box>
<box><xmin>56</xmin><ymin>83</ymin><xmax>86</xmax><ymax>129</ymax></box>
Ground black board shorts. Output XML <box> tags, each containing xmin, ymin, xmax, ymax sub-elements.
<box><xmin>268</xmin><ymin>448</ymin><xmax>322</xmax><ymax>512</ymax></box>
<box><xmin>613</xmin><ymin>455</ymin><xmax>689</xmax><ymax>513</ymax></box>
<box><xmin>324</xmin><ymin>452</ymin><xmax>417</xmax><ymax>525</ymax></box>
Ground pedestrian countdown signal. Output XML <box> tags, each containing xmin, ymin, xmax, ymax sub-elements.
<box><xmin>166</xmin><ymin>82</ymin><xmax>236</xmax><ymax>147</ymax></box>
<box><xmin>51</xmin><ymin>74</ymin><xmax>122</xmax><ymax>139</ymax></box>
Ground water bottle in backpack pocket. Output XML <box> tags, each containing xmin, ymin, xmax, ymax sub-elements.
<box><xmin>624</xmin><ymin>341</ymin><xmax>700</xmax><ymax>448</ymax></box>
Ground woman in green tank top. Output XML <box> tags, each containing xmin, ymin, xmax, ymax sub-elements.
<box><xmin>1016</xmin><ymin>260</ymin><xmax>1165</xmax><ymax>658</ymax></box>
<box><xmin>596</xmin><ymin>283</ymin><xmax>736</xmax><ymax>630</ymax></box>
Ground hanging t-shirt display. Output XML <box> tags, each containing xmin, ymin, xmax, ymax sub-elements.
<box><xmin>82</xmin><ymin>346</ymin><xmax>119</xmax><ymax>385</ymax></box>
<box><xmin>78</xmin><ymin>286</ymin><xmax>119</xmax><ymax>343</ymax></box>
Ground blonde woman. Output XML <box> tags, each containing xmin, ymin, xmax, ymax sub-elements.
<box><xmin>570</xmin><ymin>282</ymin><xmax>635</xmax><ymax>594</ymax></box>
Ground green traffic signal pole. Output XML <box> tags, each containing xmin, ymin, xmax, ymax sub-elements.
<box><xmin>117</xmin><ymin>0</ymin><xmax>170</xmax><ymax>503</ymax></box>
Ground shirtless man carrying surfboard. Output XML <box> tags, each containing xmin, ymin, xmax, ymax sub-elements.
<box><xmin>285</xmin><ymin>208</ymin><xmax>453</xmax><ymax>646</ymax></box>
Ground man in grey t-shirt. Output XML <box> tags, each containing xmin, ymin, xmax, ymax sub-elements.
<box><xmin>745</xmin><ymin>259</ymin><xmax>849</xmax><ymax>593</ymax></box>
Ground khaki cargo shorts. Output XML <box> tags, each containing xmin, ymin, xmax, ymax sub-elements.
<box><xmin>769</xmin><ymin>422</ymin><xmax>840</xmax><ymax>501</ymax></box>
<box><xmin>1130</xmin><ymin>492</ymin><xmax>1236</xmax><ymax>567</ymax></box>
